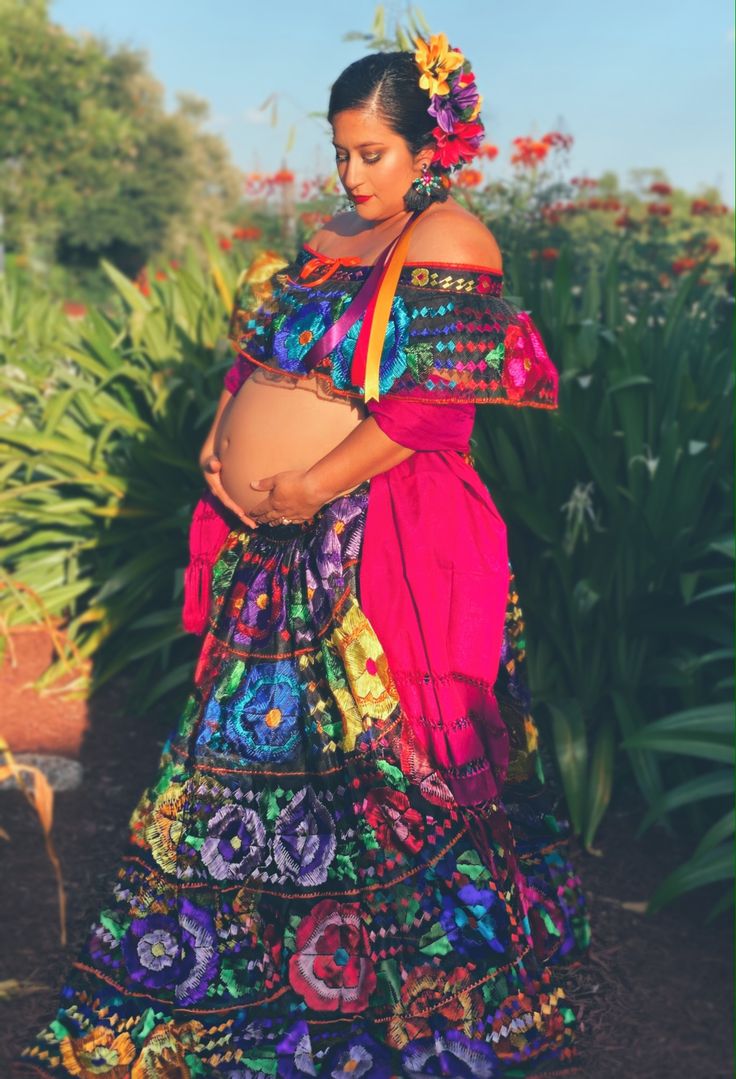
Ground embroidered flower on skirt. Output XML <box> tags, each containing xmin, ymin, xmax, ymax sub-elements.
<box><xmin>17</xmin><ymin>483</ymin><xmax>590</xmax><ymax>1078</ymax></box>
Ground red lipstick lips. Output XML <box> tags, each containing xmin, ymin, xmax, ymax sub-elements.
<box><xmin>352</xmin><ymin>194</ymin><xmax>373</xmax><ymax>203</ymax></box>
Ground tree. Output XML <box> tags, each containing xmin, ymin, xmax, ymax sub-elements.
<box><xmin>0</xmin><ymin>0</ymin><xmax>244</xmax><ymax>276</ymax></box>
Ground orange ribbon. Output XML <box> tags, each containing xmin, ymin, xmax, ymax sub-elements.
<box><xmin>362</xmin><ymin>215</ymin><xmax>423</xmax><ymax>402</ymax></box>
<box><xmin>291</xmin><ymin>254</ymin><xmax>362</xmax><ymax>289</ymax></box>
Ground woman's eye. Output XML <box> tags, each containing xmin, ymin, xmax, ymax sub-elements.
<box><xmin>334</xmin><ymin>154</ymin><xmax>381</xmax><ymax>165</ymax></box>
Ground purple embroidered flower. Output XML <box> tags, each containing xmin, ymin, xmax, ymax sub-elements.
<box><xmin>438</xmin><ymin>882</ymin><xmax>509</xmax><ymax>957</ymax></box>
<box><xmin>322</xmin><ymin>1029</ymin><xmax>395</xmax><ymax>1078</ymax></box>
<box><xmin>276</xmin><ymin>1019</ymin><xmax>319</xmax><ymax>1078</ymax></box>
<box><xmin>428</xmin><ymin>75</ymin><xmax>481</xmax><ymax>133</ymax></box>
<box><xmin>402</xmin><ymin>1030</ymin><xmax>500</xmax><ymax>1077</ymax></box>
<box><xmin>241</xmin><ymin>565</ymin><xmax>287</xmax><ymax>638</ymax></box>
<box><xmin>273</xmin><ymin>786</ymin><xmax>336</xmax><ymax>886</ymax></box>
<box><xmin>121</xmin><ymin>898</ymin><xmax>218</xmax><ymax>1004</ymax></box>
<box><xmin>273</xmin><ymin>301</ymin><xmax>332</xmax><ymax>370</ymax></box>
<box><xmin>201</xmin><ymin>803</ymin><xmax>266</xmax><ymax>880</ymax></box>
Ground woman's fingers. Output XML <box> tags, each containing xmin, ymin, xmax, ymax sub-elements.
<box><xmin>203</xmin><ymin>473</ymin><xmax>258</xmax><ymax>528</ymax></box>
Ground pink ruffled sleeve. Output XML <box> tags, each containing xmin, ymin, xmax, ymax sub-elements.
<box><xmin>366</xmin><ymin>396</ymin><xmax>475</xmax><ymax>453</ymax></box>
<box><xmin>223</xmin><ymin>353</ymin><xmax>257</xmax><ymax>396</ymax></box>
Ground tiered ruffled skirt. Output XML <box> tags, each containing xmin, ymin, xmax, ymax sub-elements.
<box><xmin>19</xmin><ymin>481</ymin><xmax>590</xmax><ymax>1078</ymax></box>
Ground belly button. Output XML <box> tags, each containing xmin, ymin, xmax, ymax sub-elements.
<box><xmin>222</xmin><ymin>436</ymin><xmax>230</xmax><ymax>451</ymax></box>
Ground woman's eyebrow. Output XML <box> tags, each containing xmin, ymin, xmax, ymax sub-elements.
<box><xmin>332</xmin><ymin>141</ymin><xmax>386</xmax><ymax>149</ymax></box>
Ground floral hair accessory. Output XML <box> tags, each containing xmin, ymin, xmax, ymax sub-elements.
<box><xmin>414</xmin><ymin>33</ymin><xmax>485</xmax><ymax>172</ymax></box>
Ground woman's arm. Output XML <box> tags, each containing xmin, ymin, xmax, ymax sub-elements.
<box><xmin>248</xmin><ymin>415</ymin><xmax>416</xmax><ymax>525</ymax></box>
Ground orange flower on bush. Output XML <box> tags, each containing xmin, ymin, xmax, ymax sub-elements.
<box><xmin>218</xmin><ymin>237</ymin><xmax>233</xmax><ymax>251</ymax></box>
<box><xmin>455</xmin><ymin>168</ymin><xmax>484</xmax><ymax>188</ymax></box>
<box><xmin>649</xmin><ymin>181</ymin><xmax>673</xmax><ymax>196</ymax></box>
<box><xmin>647</xmin><ymin>202</ymin><xmax>672</xmax><ymax>217</ymax></box>
<box><xmin>232</xmin><ymin>226</ymin><xmax>262</xmax><ymax>241</ymax></box>
<box><xmin>154</xmin><ymin>270</ymin><xmax>167</xmax><ymax>281</ymax></box>
<box><xmin>672</xmin><ymin>257</ymin><xmax>698</xmax><ymax>275</ymax></box>
<box><xmin>63</xmin><ymin>301</ymin><xmax>87</xmax><ymax>320</ymax></box>
<box><xmin>511</xmin><ymin>136</ymin><xmax>550</xmax><ymax>167</ymax></box>
<box><xmin>478</xmin><ymin>141</ymin><xmax>499</xmax><ymax>160</ymax></box>
<box><xmin>271</xmin><ymin>169</ymin><xmax>294</xmax><ymax>185</ymax></box>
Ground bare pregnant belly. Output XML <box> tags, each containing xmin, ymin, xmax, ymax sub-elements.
<box><xmin>214</xmin><ymin>368</ymin><xmax>367</xmax><ymax>514</ymax></box>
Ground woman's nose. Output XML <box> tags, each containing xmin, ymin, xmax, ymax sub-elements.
<box><xmin>342</xmin><ymin>156</ymin><xmax>364</xmax><ymax>190</ymax></box>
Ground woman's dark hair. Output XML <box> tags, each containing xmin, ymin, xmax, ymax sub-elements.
<box><xmin>327</xmin><ymin>52</ymin><xmax>449</xmax><ymax>210</ymax></box>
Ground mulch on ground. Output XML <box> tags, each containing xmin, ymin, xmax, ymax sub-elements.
<box><xmin>0</xmin><ymin>674</ymin><xmax>732</xmax><ymax>1078</ymax></box>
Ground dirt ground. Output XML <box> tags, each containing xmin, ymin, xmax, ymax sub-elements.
<box><xmin>0</xmin><ymin>671</ymin><xmax>733</xmax><ymax>1079</ymax></box>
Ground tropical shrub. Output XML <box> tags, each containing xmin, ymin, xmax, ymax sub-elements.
<box><xmin>471</xmin><ymin>237</ymin><xmax>733</xmax><ymax>914</ymax></box>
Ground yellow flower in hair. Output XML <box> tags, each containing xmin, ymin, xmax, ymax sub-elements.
<box><xmin>414</xmin><ymin>33</ymin><xmax>464</xmax><ymax>97</ymax></box>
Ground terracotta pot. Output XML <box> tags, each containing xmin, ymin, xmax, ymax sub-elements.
<box><xmin>0</xmin><ymin>624</ymin><xmax>90</xmax><ymax>759</ymax></box>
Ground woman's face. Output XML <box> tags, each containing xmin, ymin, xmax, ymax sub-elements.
<box><xmin>331</xmin><ymin>107</ymin><xmax>432</xmax><ymax>225</ymax></box>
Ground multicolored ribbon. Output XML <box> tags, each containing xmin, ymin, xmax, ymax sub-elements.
<box><xmin>301</xmin><ymin>212</ymin><xmax>421</xmax><ymax>401</ymax></box>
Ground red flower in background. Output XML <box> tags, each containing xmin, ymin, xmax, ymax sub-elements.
<box><xmin>218</xmin><ymin>237</ymin><xmax>233</xmax><ymax>251</ymax></box>
<box><xmin>511</xmin><ymin>137</ymin><xmax>550</xmax><ymax>167</ymax></box>
<box><xmin>134</xmin><ymin>269</ymin><xmax>150</xmax><ymax>296</ymax></box>
<box><xmin>62</xmin><ymin>301</ymin><xmax>87</xmax><ymax>320</ymax></box>
<box><xmin>690</xmin><ymin>199</ymin><xmax>728</xmax><ymax>216</ymax></box>
<box><xmin>154</xmin><ymin>270</ymin><xmax>167</xmax><ymax>281</ymax></box>
<box><xmin>649</xmin><ymin>181</ymin><xmax>673</xmax><ymax>196</ymax></box>
<box><xmin>232</xmin><ymin>226</ymin><xmax>262</xmax><ymax>241</ymax></box>
<box><xmin>542</xmin><ymin>131</ymin><xmax>574</xmax><ymax>151</ymax></box>
<box><xmin>455</xmin><ymin>167</ymin><xmax>484</xmax><ymax>188</ymax></box>
<box><xmin>647</xmin><ymin>203</ymin><xmax>672</xmax><ymax>217</ymax></box>
<box><xmin>477</xmin><ymin>142</ymin><xmax>499</xmax><ymax>160</ymax></box>
<box><xmin>672</xmin><ymin>257</ymin><xmax>698</xmax><ymax>275</ymax></box>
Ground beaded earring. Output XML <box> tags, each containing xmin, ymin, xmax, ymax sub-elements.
<box><xmin>412</xmin><ymin>162</ymin><xmax>444</xmax><ymax>199</ymax></box>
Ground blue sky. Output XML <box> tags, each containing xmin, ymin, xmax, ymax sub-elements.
<box><xmin>51</xmin><ymin>0</ymin><xmax>735</xmax><ymax>202</ymax></box>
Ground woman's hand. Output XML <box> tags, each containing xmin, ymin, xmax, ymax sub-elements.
<box><xmin>201</xmin><ymin>453</ymin><xmax>259</xmax><ymax>529</ymax></box>
<box><xmin>248</xmin><ymin>469</ymin><xmax>328</xmax><ymax>526</ymax></box>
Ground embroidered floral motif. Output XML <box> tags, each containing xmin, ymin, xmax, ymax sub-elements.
<box><xmin>288</xmin><ymin>899</ymin><xmax>377</xmax><ymax>1012</ymax></box>
<box><xmin>228</xmin><ymin>247</ymin><xmax>556</xmax><ymax>407</ymax></box>
<box><xmin>19</xmin><ymin>500</ymin><xmax>590</xmax><ymax>1078</ymax></box>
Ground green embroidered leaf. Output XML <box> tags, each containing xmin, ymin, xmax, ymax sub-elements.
<box><xmin>405</xmin><ymin>342</ymin><xmax>435</xmax><ymax>380</ymax></box>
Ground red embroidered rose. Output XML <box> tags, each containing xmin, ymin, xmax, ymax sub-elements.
<box><xmin>363</xmin><ymin>787</ymin><xmax>424</xmax><ymax>854</ymax></box>
<box><xmin>288</xmin><ymin>899</ymin><xmax>376</xmax><ymax>1012</ymax></box>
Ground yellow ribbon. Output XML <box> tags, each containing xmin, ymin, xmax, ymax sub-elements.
<box><xmin>363</xmin><ymin>215</ymin><xmax>423</xmax><ymax>402</ymax></box>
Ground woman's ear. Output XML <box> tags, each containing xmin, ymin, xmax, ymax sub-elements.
<box><xmin>414</xmin><ymin>147</ymin><xmax>435</xmax><ymax>173</ymax></box>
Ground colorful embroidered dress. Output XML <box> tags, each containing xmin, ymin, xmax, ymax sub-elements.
<box><xmin>18</xmin><ymin>247</ymin><xmax>591</xmax><ymax>1078</ymax></box>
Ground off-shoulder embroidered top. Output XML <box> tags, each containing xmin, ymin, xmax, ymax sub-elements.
<box><xmin>226</xmin><ymin>244</ymin><xmax>558</xmax><ymax>409</ymax></box>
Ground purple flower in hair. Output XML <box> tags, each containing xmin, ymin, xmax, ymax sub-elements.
<box><xmin>428</xmin><ymin>75</ymin><xmax>481</xmax><ymax>133</ymax></box>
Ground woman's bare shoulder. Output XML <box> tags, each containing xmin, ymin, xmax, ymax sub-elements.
<box><xmin>306</xmin><ymin>211</ymin><xmax>364</xmax><ymax>254</ymax></box>
<box><xmin>409</xmin><ymin>203</ymin><xmax>503</xmax><ymax>271</ymax></box>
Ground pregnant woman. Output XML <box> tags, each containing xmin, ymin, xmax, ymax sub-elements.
<box><xmin>19</xmin><ymin>40</ymin><xmax>591</xmax><ymax>1077</ymax></box>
